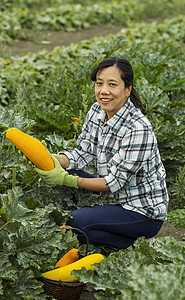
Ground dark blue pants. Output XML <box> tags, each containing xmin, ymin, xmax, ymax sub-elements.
<box><xmin>67</xmin><ymin>170</ymin><xmax>163</xmax><ymax>249</ymax></box>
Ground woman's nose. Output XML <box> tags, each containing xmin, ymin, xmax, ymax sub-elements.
<box><xmin>100</xmin><ymin>85</ymin><xmax>110</xmax><ymax>94</ymax></box>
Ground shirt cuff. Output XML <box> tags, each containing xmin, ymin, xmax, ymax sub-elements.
<box><xmin>104</xmin><ymin>173</ymin><xmax>121</xmax><ymax>194</ymax></box>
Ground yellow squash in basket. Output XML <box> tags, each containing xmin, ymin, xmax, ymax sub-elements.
<box><xmin>55</xmin><ymin>248</ymin><xmax>79</xmax><ymax>268</ymax></box>
<box><xmin>42</xmin><ymin>253</ymin><xmax>104</xmax><ymax>282</ymax></box>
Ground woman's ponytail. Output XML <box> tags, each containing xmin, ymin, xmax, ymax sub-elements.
<box><xmin>130</xmin><ymin>87</ymin><xmax>147</xmax><ymax>115</ymax></box>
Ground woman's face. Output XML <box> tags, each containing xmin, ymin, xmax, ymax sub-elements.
<box><xmin>95</xmin><ymin>66</ymin><xmax>131</xmax><ymax>120</ymax></box>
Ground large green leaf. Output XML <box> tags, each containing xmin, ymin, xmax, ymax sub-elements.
<box><xmin>0</xmin><ymin>253</ymin><xmax>17</xmax><ymax>282</ymax></box>
<box><xmin>73</xmin><ymin>238</ymin><xmax>185</xmax><ymax>300</ymax></box>
<box><xmin>124</xmin><ymin>263</ymin><xmax>185</xmax><ymax>300</ymax></box>
<box><xmin>0</xmin><ymin>108</ymin><xmax>36</xmax><ymax>131</ymax></box>
<box><xmin>153</xmin><ymin>236</ymin><xmax>185</xmax><ymax>263</ymax></box>
<box><xmin>1</xmin><ymin>187</ymin><xmax>31</xmax><ymax>225</ymax></box>
<box><xmin>72</xmin><ymin>238</ymin><xmax>166</xmax><ymax>290</ymax></box>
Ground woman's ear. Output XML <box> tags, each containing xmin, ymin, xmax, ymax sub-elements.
<box><xmin>126</xmin><ymin>85</ymin><xmax>132</xmax><ymax>97</ymax></box>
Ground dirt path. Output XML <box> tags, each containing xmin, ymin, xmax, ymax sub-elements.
<box><xmin>7</xmin><ymin>24</ymin><xmax>124</xmax><ymax>56</ymax></box>
<box><xmin>156</xmin><ymin>221</ymin><xmax>185</xmax><ymax>241</ymax></box>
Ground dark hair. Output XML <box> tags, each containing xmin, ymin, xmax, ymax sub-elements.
<box><xmin>91</xmin><ymin>56</ymin><xmax>147</xmax><ymax>115</ymax></box>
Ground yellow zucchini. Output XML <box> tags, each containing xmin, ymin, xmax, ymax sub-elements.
<box><xmin>42</xmin><ymin>253</ymin><xmax>104</xmax><ymax>282</ymax></box>
<box><xmin>6</xmin><ymin>128</ymin><xmax>54</xmax><ymax>171</ymax></box>
<box><xmin>55</xmin><ymin>248</ymin><xmax>79</xmax><ymax>268</ymax></box>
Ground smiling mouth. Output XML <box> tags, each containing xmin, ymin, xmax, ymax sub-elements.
<box><xmin>100</xmin><ymin>98</ymin><xmax>113</xmax><ymax>103</ymax></box>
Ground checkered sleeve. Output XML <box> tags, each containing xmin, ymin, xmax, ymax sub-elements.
<box><xmin>104</xmin><ymin>125</ymin><xmax>155</xmax><ymax>194</ymax></box>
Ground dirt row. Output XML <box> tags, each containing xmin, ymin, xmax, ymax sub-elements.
<box><xmin>7</xmin><ymin>24</ymin><xmax>124</xmax><ymax>56</ymax></box>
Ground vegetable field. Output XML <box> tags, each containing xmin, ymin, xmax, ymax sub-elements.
<box><xmin>0</xmin><ymin>0</ymin><xmax>185</xmax><ymax>299</ymax></box>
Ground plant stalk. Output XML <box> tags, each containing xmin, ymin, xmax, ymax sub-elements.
<box><xmin>0</xmin><ymin>221</ymin><xmax>9</xmax><ymax>232</ymax></box>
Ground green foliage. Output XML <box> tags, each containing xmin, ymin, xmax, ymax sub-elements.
<box><xmin>72</xmin><ymin>237</ymin><xmax>185</xmax><ymax>300</ymax></box>
<box><xmin>0</xmin><ymin>186</ymin><xmax>80</xmax><ymax>299</ymax></box>
<box><xmin>0</xmin><ymin>3</ymin><xmax>185</xmax><ymax>298</ymax></box>
<box><xmin>1</xmin><ymin>0</ymin><xmax>185</xmax><ymax>43</ymax></box>
<box><xmin>168</xmin><ymin>166</ymin><xmax>185</xmax><ymax>210</ymax></box>
<box><xmin>167</xmin><ymin>209</ymin><xmax>185</xmax><ymax>229</ymax></box>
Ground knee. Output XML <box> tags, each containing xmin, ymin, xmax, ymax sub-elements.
<box><xmin>66</xmin><ymin>215</ymin><xmax>88</xmax><ymax>245</ymax></box>
<box><xmin>66</xmin><ymin>213</ymin><xmax>81</xmax><ymax>230</ymax></box>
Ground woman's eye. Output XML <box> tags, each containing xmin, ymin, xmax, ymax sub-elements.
<box><xmin>96</xmin><ymin>82</ymin><xmax>102</xmax><ymax>85</ymax></box>
<box><xmin>110</xmin><ymin>83</ymin><xmax>117</xmax><ymax>86</ymax></box>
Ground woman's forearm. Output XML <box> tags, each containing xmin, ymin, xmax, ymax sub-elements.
<box><xmin>77</xmin><ymin>177</ymin><xmax>110</xmax><ymax>192</ymax></box>
<box><xmin>57</xmin><ymin>154</ymin><xmax>109</xmax><ymax>192</ymax></box>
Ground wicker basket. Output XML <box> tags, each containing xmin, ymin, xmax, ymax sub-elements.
<box><xmin>40</xmin><ymin>226</ymin><xmax>89</xmax><ymax>300</ymax></box>
<box><xmin>40</xmin><ymin>277</ymin><xmax>85</xmax><ymax>300</ymax></box>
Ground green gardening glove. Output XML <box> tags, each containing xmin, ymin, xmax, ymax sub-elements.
<box><xmin>35</xmin><ymin>155</ymin><xmax>79</xmax><ymax>188</ymax></box>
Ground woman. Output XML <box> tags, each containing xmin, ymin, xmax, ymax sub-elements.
<box><xmin>36</xmin><ymin>57</ymin><xmax>169</xmax><ymax>249</ymax></box>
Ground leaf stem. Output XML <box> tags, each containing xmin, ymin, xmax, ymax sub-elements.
<box><xmin>12</xmin><ymin>167</ymin><xmax>16</xmax><ymax>188</ymax></box>
<box><xmin>0</xmin><ymin>221</ymin><xmax>9</xmax><ymax>232</ymax></box>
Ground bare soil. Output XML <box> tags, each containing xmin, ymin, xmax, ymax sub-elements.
<box><xmin>6</xmin><ymin>24</ymin><xmax>124</xmax><ymax>56</ymax></box>
<box><xmin>155</xmin><ymin>220</ymin><xmax>185</xmax><ymax>241</ymax></box>
<box><xmin>6</xmin><ymin>23</ymin><xmax>185</xmax><ymax>300</ymax></box>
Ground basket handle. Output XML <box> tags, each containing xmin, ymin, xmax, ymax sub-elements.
<box><xmin>60</xmin><ymin>226</ymin><xmax>89</xmax><ymax>256</ymax></box>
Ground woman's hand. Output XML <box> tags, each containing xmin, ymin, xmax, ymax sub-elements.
<box><xmin>57</xmin><ymin>153</ymin><xmax>70</xmax><ymax>169</ymax></box>
<box><xmin>35</xmin><ymin>155</ymin><xmax>78</xmax><ymax>188</ymax></box>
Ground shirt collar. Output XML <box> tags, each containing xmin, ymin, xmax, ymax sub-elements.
<box><xmin>97</xmin><ymin>98</ymin><xmax>133</xmax><ymax>130</ymax></box>
<box><xmin>97</xmin><ymin>106</ymin><xmax>106</xmax><ymax>123</ymax></box>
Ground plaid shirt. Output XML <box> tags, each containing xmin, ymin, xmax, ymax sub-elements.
<box><xmin>63</xmin><ymin>98</ymin><xmax>169</xmax><ymax>220</ymax></box>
